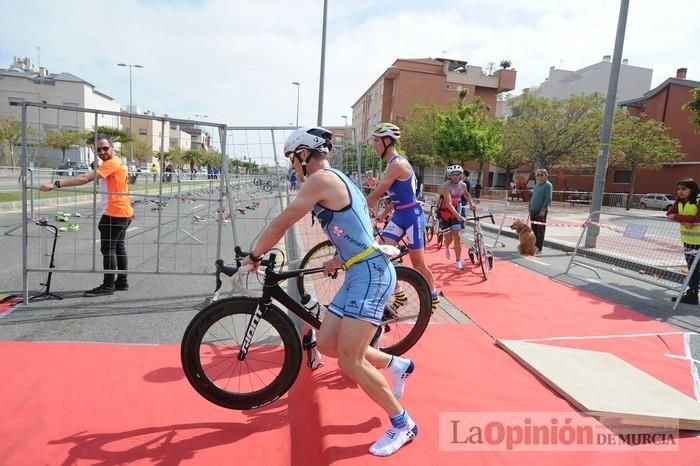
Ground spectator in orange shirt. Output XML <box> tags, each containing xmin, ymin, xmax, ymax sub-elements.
<box><xmin>41</xmin><ymin>134</ymin><xmax>133</xmax><ymax>296</ymax></box>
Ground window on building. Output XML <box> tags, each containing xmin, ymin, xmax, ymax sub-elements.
<box><xmin>139</xmin><ymin>128</ymin><xmax>148</xmax><ymax>135</ymax></box>
<box><xmin>8</xmin><ymin>97</ymin><xmax>25</xmax><ymax>105</ymax></box>
<box><xmin>444</xmin><ymin>84</ymin><xmax>451</xmax><ymax>90</ymax></box>
<box><xmin>380</xmin><ymin>83</ymin><xmax>384</xmax><ymax>95</ymax></box>
<box><xmin>170</xmin><ymin>138</ymin><xmax>178</xmax><ymax>147</ymax></box>
<box><xmin>613</xmin><ymin>170</ymin><xmax>632</xmax><ymax>183</ymax></box>
<box><xmin>335</xmin><ymin>136</ymin><xmax>344</xmax><ymax>144</ymax></box>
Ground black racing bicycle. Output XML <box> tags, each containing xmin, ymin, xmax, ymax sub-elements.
<box><xmin>181</xmin><ymin>246</ymin><xmax>431</xmax><ymax>410</ymax></box>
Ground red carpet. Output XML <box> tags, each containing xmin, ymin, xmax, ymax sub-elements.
<box><xmin>3</xmin><ymin>327</ymin><xmax>698</xmax><ymax>465</ymax></box>
<box><xmin>0</xmin><ymin>342</ymin><xmax>316</xmax><ymax>466</ymax></box>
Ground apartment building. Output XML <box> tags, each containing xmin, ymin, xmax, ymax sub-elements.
<box><xmin>532</xmin><ymin>55</ymin><xmax>653</xmax><ymax>102</ymax></box>
<box><xmin>351</xmin><ymin>57</ymin><xmax>516</xmax><ymax>188</ymax></box>
<box><xmin>352</xmin><ymin>58</ymin><xmax>516</xmax><ymax>142</ymax></box>
<box><xmin>0</xmin><ymin>56</ymin><xmax>122</xmax><ymax>165</ymax></box>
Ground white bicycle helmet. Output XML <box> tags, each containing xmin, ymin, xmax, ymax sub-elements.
<box><xmin>371</xmin><ymin>122</ymin><xmax>401</xmax><ymax>140</ymax></box>
<box><xmin>446</xmin><ymin>165</ymin><xmax>464</xmax><ymax>175</ymax></box>
<box><xmin>284</xmin><ymin>127</ymin><xmax>333</xmax><ymax>157</ymax></box>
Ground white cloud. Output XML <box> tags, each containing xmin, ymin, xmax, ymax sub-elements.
<box><xmin>0</xmin><ymin>0</ymin><xmax>698</xmax><ymax>134</ymax></box>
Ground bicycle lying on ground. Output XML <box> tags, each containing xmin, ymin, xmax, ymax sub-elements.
<box><xmin>181</xmin><ymin>246</ymin><xmax>432</xmax><ymax>410</ymax></box>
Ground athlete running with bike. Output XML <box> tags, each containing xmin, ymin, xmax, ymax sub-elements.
<box><xmin>366</xmin><ymin>122</ymin><xmax>440</xmax><ymax>310</ymax></box>
<box><xmin>438</xmin><ymin>165</ymin><xmax>475</xmax><ymax>270</ymax></box>
<box><xmin>243</xmin><ymin>127</ymin><xmax>418</xmax><ymax>456</ymax></box>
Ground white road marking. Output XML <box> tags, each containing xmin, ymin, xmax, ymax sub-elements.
<box><xmin>684</xmin><ymin>332</ymin><xmax>700</xmax><ymax>401</ymax></box>
<box><xmin>664</xmin><ymin>353</ymin><xmax>700</xmax><ymax>365</ymax></box>
<box><xmin>127</xmin><ymin>226</ymin><xmax>140</xmax><ymax>232</ymax></box>
<box><xmin>581</xmin><ymin>277</ymin><xmax>651</xmax><ymax>300</ymax></box>
<box><xmin>523</xmin><ymin>256</ymin><xmax>549</xmax><ymax>266</ymax></box>
<box><xmin>520</xmin><ymin>331</ymin><xmax>692</xmax><ymax>342</ymax></box>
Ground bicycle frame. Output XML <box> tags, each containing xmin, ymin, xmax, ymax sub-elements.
<box><xmin>227</xmin><ymin>254</ymin><xmax>326</xmax><ymax>360</ymax></box>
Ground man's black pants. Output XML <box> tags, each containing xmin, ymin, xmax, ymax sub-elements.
<box><xmin>98</xmin><ymin>215</ymin><xmax>131</xmax><ymax>286</ymax></box>
<box><xmin>529</xmin><ymin>209</ymin><xmax>548</xmax><ymax>251</ymax></box>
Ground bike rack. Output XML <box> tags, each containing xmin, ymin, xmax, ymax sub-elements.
<box><xmin>30</xmin><ymin>220</ymin><xmax>63</xmax><ymax>301</ymax></box>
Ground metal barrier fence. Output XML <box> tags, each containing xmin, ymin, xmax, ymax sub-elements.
<box><xmin>15</xmin><ymin>102</ymin><xmax>305</xmax><ymax>303</ymax></box>
<box><xmin>565</xmin><ymin>211</ymin><xmax>700</xmax><ymax>309</ymax></box>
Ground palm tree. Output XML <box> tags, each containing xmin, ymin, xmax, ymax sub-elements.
<box><xmin>181</xmin><ymin>149</ymin><xmax>204</xmax><ymax>174</ymax></box>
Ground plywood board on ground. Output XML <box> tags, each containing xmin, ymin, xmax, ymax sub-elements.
<box><xmin>497</xmin><ymin>339</ymin><xmax>700</xmax><ymax>431</ymax></box>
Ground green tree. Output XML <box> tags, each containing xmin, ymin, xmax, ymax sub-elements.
<box><xmin>84</xmin><ymin>126</ymin><xmax>131</xmax><ymax>148</ymax></box>
<box><xmin>494</xmin><ymin>117</ymin><xmax>529</xmax><ymax>184</ymax></box>
<box><xmin>121</xmin><ymin>139</ymin><xmax>155</xmax><ymax>165</ymax></box>
<box><xmin>500</xmin><ymin>60</ymin><xmax>512</xmax><ymax>69</ymax></box>
<box><xmin>433</xmin><ymin>98</ymin><xmax>502</xmax><ymax>181</ymax></box>
<box><xmin>181</xmin><ymin>149</ymin><xmax>205</xmax><ymax>173</ymax></box>
<box><xmin>608</xmin><ymin>111</ymin><xmax>685</xmax><ymax>209</ymax></box>
<box><xmin>399</xmin><ymin>103</ymin><xmax>443</xmax><ymax>176</ymax></box>
<box><xmin>682</xmin><ymin>87</ymin><xmax>700</xmax><ymax>132</ymax></box>
<box><xmin>507</xmin><ymin>93</ymin><xmax>604</xmax><ymax>171</ymax></box>
<box><xmin>0</xmin><ymin>116</ymin><xmax>23</xmax><ymax>167</ymax></box>
<box><xmin>44</xmin><ymin>128</ymin><xmax>88</xmax><ymax>163</ymax></box>
<box><xmin>203</xmin><ymin>151</ymin><xmax>223</xmax><ymax>169</ymax></box>
<box><xmin>165</xmin><ymin>147</ymin><xmax>184</xmax><ymax>167</ymax></box>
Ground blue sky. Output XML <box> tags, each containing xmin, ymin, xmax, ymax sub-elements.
<box><xmin>1</xmin><ymin>0</ymin><xmax>698</xmax><ymax>129</ymax></box>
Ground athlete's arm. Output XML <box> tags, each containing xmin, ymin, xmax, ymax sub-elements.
<box><xmin>366</xmin><ymin>161</ymin><xmax>406</xmax><ymax>205</ymax></box>
<box><xmin>442</xmin><ymin>184</ymin><xmax>464</xmax><ymax>221</ymax></box>
<box><xmin>245</xmin><ymin>174</ymin><xmax>326</xmax><ymax>269</ymax></box>
<box><xmin>462</xmin><ymin>184</ymin><xmax>477</xmax><ymax>211</ymax></box>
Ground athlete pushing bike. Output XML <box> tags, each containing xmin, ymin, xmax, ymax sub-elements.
<box><xmin>366</xmin><ymin>122</ymin><xmax>440</xmax><ymax>310</ymax></box>
<box><xmin>438</xmin><ymin>165</ymin><xmax>476</xmax><ymax>270</ymax></box>
<box><xmin>243</xmin><ymin>126</ymin><xmax>418</xmax><ymax>456</ymax></box>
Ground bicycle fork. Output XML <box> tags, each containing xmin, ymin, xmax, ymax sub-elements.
<box><xmin>238</xmin><ymin>302</ymin><xmax>265</xmax><ymax>361</ymax></box>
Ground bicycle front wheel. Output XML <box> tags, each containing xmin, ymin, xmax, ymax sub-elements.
<box><xmin>297</xmin><ymin>240</ymin><xmax>339</xmax><ymax>317</ymax></box>
<box><xmin>425</xmin><ymin>223</ymin><xmax>434</xmax><ymax>243</ymax></box>
<box><xmin>181</xmin><ymin>297</ymin><xmax>303</xmax><ymax>410</ymax></box>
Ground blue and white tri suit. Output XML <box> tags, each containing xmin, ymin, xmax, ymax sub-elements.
<box><xmin>380</xmin><ymin>154</ymin><xmax>426</xmax><ymax>249</ymax></box>
<box><xmin>312</xmin><ymin>168</ymin><xmax>396</xmax><ymax>326</ymax></box>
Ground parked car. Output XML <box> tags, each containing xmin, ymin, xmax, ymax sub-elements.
<box><xmin>56</xmin><ymin>161</ymin><xmax>89</xmax><ymax>176</ymax></box>
<box><xmin>639</xmin><ymin>193</ymin><xmax>675</xmax><ymax>211</ymax></box>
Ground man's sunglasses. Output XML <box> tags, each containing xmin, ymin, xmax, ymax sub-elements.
<box><xmin>96</xmin><ymin>146</ymin><xmax>110</xmax><ymax>153</ymax></box>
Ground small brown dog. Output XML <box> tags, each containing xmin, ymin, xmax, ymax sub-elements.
<box><xmin>510</xmin><ymin>219</ymin><xmax>537</xmax><ymax>256</ymax></box>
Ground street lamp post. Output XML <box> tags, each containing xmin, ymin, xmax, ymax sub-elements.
<box><xmin>317</xmin><ymin>0</ymin><xmax>328</xmax><ymax>126</ymax></box>
<box><xmin>117</xmin><ymin>63</ymin><xmax>144</xmax><ymax>163</ymax></box>
<box><xmin>292</xmin><ymin>82</ymin><xmax>300</xmax><ymax>127</ymax></box>
<box><xmin>194</xmin><ymin>114</ymin><xmax>209</xmax><ymax>153</ymax></box>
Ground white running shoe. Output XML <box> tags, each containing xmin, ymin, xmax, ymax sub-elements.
<box><xmin>445</xmin><ymin>248</ymin><xmax>451</xmax><ymax>260</ymax></box>
<box><xmin>369</xmin><ymin>424</ymin><xmax>418</xmax><ymax>456</ymax></box>
<box><xmin>455</xmin><ymin>261</ymin><xmax>463</xmax><ymax>271</ymax></box>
